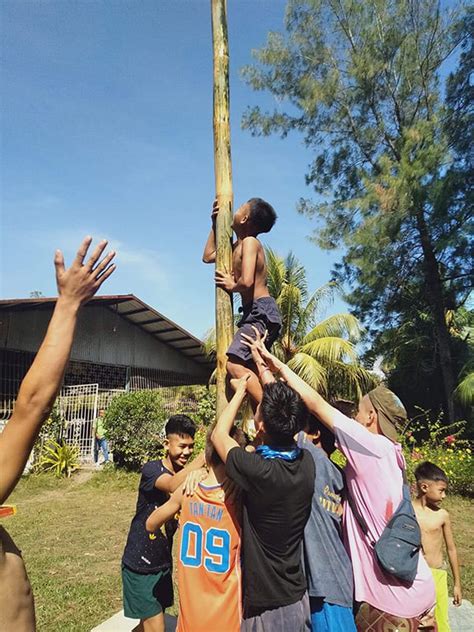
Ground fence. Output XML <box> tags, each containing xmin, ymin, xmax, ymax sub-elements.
<box><xmin>0</xmin><ymin>348</ymin><xmax>212</xmax><ymax>464</ymax></box>
<box><xmin>59</xmin><ymin>384</ymin><xmax>99</xmax><ymax>462</ymax></box>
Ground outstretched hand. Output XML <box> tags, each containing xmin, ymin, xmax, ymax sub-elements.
<box><xmin>240</xmin><ymin>327</ymin><xmax>269</xmax><ymax>367</ymax></box>
<box><xmin>230</xmin><ymin>373</ymin><xmax>251</xmax><ymax>395</ymax></box>
<box><xmin>241</xmin><ymin>326</ymin><xmax>280</xmax><ymax>372</ymax></box>
<box><xmin>55</xmin><ymin>236</ymin><xmax>116</xmax><ymax>306</ymax></box>
<box><xmin>183</xmin><ymin>467</ymin><xmax>208</xmax><ymax>497</ymax></box>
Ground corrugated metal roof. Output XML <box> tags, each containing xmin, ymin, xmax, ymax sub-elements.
<box><xmin>0</xmin><ymin>294</ymin><xmax>215</xmax><ymax>369</ymax></box>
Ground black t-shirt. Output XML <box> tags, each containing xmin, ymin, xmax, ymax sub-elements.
<box><xmin>122</xmin><ymin>459</ymin><xmax>176</xmax><ymax>574</ymax></box>
<box><xmin>226</xmin><ymin>447</ymin><xmax>315</xmax><ymax>613</ymax></box>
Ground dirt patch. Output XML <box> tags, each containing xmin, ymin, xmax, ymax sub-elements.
<box><xmin>18</xmin><ymin>468</ymin><xmax>95</xmax><ymax>505</ymax></box>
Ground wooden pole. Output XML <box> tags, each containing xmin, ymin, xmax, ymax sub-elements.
<box><xmin>211</xmin><ymin>0</ymin><xmax>234</xmax><ymax>417</ymax></box>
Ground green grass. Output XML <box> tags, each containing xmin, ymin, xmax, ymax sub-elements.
<box><xmin>443</xmin><ymin>495</ymin><xmax>474</xmax><ymax>601</ymax></box>
<box><xmin>4</xmin><ymin>470</ymin><xmax>474</xmax><ymax>632</ymax></box>
<box><xmin>7</xmin><ymin>469</ymin><xmax>140</xmax><ymax>632</ymax></box>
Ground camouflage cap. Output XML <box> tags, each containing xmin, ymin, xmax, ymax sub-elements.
<box><xmin>367</xmin><ymin>385</ymin><xmax>407</xmax><ymax>442</ymax></box>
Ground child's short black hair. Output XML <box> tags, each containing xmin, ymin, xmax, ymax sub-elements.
<box><xmin>205</xmin><ymin>425</ymin><xmax>246</xmax><ymax>468</ymax></box>
<box><xmin>306</xmin><ymin>415</ymin><xmax>336</xmax><ymax>455</ymax></box>
<box><xmin>414</xmin><ymin>461</ymin><xmax>449</xmax><ymax>484</ymax></box>
<box><xmin>261</xmin><ymin>381</ymin><xmax>307</xmax><ymax>445</ymax></box>
<box><xmin>247</xmin><ymin>197</ymin><xmax>277</xmax><ymax>234</ymax></box>
<box><xmin>165</xmin><ymin>414</ymin><xmax>196</xmax><ymax>438</ymax></box>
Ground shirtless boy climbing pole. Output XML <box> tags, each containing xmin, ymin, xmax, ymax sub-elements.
<box><xmin>202</xmin><ymin>197</ymin><xmax>282</xmax><ymax>409</ymax></box>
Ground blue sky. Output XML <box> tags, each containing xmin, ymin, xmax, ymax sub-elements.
<box><xmin>0</xmin><ymin>0</ymin><xmax>458</xmax><ymax>340</ymax></box>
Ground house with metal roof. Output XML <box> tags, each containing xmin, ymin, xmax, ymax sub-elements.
<box><xmin>0</xmin><ymin>295</ymin><xmax>214</xmax><ymax>458</ymax></box>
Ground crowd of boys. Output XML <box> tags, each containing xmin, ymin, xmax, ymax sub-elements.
<box><xmin>123</xmin><ymin>198</ymin><xmax>463</xmax><ymax>632</ymax></box>
<box><xmin>0</xmin><ymin>200</ymin><xmax>464</xmax><ymax>632</ymax></box>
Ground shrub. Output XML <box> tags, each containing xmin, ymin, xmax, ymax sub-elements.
<box><xmin>104</xmin><ymin>390</ymin><xmax>167</xmax><ymax>470</ymax></box>
<box><xmin>329</xmin><ymin>411</ymin><xmax>473</xmax><ymax>497</ymax></box>
<box><xmin>402</xmin><ymin>411</ymin><xmax>473</xmax><ymax>497</ymax></box>
<box><xmin>38</xmin><ymin>439</ymin><xmax>79</xmax><ymax>478</ymax></box>
<box><xmin>194</xmin><ymin>386</ymin><xmax>217</xmax><ymax>426</ymax></box>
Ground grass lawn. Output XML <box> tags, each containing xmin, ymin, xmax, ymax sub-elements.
<box><xmin>5</xmin><ymin>469</ymin><xmax>474</xmax><ymax>632</ymax></box>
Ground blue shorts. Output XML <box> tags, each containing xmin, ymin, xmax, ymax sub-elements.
<box><xmin>310</xmin><ymin>597</ymin><xmax>356</xmax><ymax>632</ymax></box>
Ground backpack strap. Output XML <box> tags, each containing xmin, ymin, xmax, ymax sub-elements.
<box><xmin>345</xmin><ymin>488</ymin><xmax>375</xmax><ymax>546</ymax></box>
<box><xmin>345</xmin><ymin>461</ymin><xmax>408</xmax><ymax>546</ymax></box>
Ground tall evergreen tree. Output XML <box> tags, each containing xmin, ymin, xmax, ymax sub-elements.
<box><xmin>242</xmin><ymin>0</ymin><xmax>472</xmax><ymax>421</ymax></box>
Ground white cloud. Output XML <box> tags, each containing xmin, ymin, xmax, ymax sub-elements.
<box><xmin>7</xmin><ymin>223</ymin><xmax>168</xmax><ymax>288</ymax></box>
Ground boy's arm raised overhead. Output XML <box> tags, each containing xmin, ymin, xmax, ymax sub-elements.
<box><xmin>211</xmin><ymin>375</ymin><xmax>250</xmax><ymax>463</ymax></box>
<box><xmin>242</xmin><ymin>327</ymin><xmax>336</xmax><ymax>429</ymax></box>
<box><xmin>0</xmin><ymin>237</ymin><xmax>116</xmax><ymax>504</ymax></box>
<box><xmin>443</xmin><ymin>510</ymin><xmax>462</xmax><ymax>606</ymax></box>
<box><xmin>145</xmin><ymin>487</ymin><xmax>183</xmax><ymax>533</ymax></box>
<box><xmin>202</xmin><ymin>199</ymin><xmax>219</xmax><ymax>263</ymax></box>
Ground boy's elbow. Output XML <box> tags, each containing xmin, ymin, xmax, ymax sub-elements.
<box><xmin>145</xmin><ymin>518</ymin><xmax>155</xmax><ymax>533</ymax></box>
<box><xmin>211</xmin><ymin>427</ymin><xmax>221</xmax><ymax>445</ymax></box>
<box><xmin>202</xmin><ymin>252</ymin><xmax>216</xmax><ymax>264</ymax></box>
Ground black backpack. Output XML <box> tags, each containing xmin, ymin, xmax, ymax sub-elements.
<box><xmin>347</xmin><ymin>475</ymin><xmax>421</xmax><ymax>583</ymax></box>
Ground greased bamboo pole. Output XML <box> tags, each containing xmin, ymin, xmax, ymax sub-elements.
<box><xmin>211</xmin><ymin>0</ymin><xmax>234</xmax><ymax>417</ymax></box>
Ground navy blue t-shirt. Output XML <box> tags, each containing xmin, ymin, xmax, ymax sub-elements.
<box><xmin>122</xmin><ymin>460</ymin><xmax>175</xmax><ymax>574</ymax></box>
<box><xmin>297</xmin><ymin>432</ymin><xmax>354</xmax><ymax>607</ymax></box>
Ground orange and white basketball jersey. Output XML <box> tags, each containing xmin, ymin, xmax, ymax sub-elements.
<box><xmin>176</xmin><ymin>482</ymin><xmax>242</xmax><ymax>632</ymax></box>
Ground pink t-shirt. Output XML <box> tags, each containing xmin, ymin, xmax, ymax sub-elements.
<box><xmin>333</xmin><ymin>410</ymin><xmax>435</xmax><ymax>618</ymax></box>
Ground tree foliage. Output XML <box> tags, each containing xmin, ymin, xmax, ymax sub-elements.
<box><xmin>242</xmin><ymin>0</ymin><xmax>473</xmax><ymax>420</ymax></box>
<box><xmin>266</xmin><ymin>248</ymin><xmax>377</xmax><ymax>400</ymax></box>
<box><xmin>203</xmin><ymin>247</ymin><xmax>375</xmax><ymax>400</ymax></box>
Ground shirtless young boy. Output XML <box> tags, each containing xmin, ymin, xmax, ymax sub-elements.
<box><xmin>413</xmin><ymin>461</ymin><xmax>462</xmax><ymax>632</ymax></box>
<box><xmin>202</xmin><ymin>198</ymin><xmax>282</xmax><ymax>408</ymax></box>
<box><xmin>0</xmin><ymin>237</ymin><xmax>116</xmax><ymax>631</ymax></box>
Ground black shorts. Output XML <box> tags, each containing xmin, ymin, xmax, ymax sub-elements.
<box><xmin>227</xmin><ymin>296</ymin><xmax>281</xmax><ymax>364</ymax></box>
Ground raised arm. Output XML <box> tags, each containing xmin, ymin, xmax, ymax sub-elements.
<box><xmin>245</xmin><ymin>330</ymin><xmax>276</xmax><ymax>387</ymax></box>
<box><xmin>0</xmin><ymin>237</ymin><xmax>116</xmax><ymax>503</ymax></box>
<box><xmin>154</xmin><ymin>452</ymin><xmax>206</xmax><ymax>494</ymax></box>
<box><xmin>211</xmin><ymin>375</ymin><xmax>249</xmax><ymax>463</ymax></box>
<box><xmin>202</xmin><ymin>199</ymin><xmax>219</xmax><ymax>263</ymax></box>
<box><xmin>242</xmin><ymin>327</ymin><xmax>336</xmax><ymax>430</ymax></box>
<box><xmin>145</xmin><ymin>487</ymin><xmax>183</xmax><ymax>533</ymax></box>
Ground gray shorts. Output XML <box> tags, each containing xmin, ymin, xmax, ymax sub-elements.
<box><xmin>227</xmin><ymin>296</ymin><xmax>281</xmax><ymax>364</ymax></box>
<box><xmin>241</xmin><ymin>592</ymin><xmax>311</xmax><ymax>632</ymax></box>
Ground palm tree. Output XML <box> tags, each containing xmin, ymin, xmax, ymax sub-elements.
<box><xmin>266</xmin><ymin>248</ymin><xmax>376</xmax><ymax>401</ymax></box>
<box><xmin>203</xmin><ymin>249</ymin><xmax>376</xmax><ymax>401</ymax></box>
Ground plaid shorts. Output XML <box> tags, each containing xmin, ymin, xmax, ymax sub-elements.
<box><xmin>355</xmin><ymin>602</ymin><xmax>436</xmax><ymax>632</ymax></box>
